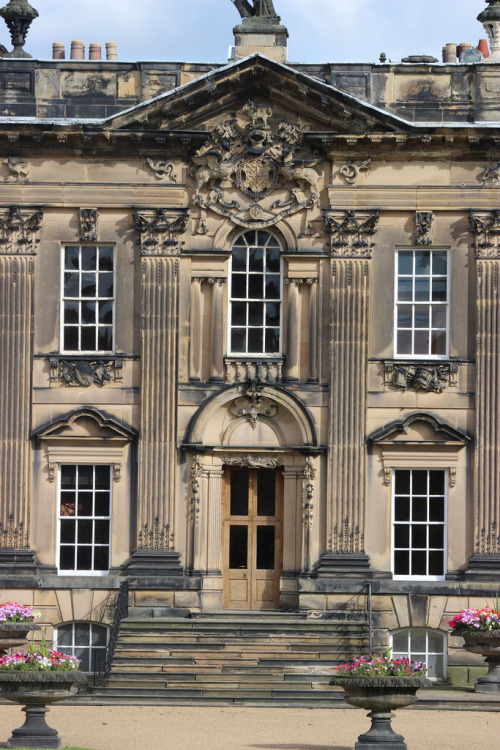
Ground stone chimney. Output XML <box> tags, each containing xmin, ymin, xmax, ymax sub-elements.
<box><xmin>231</xmin><ymin>1</ymin><xmax>288</xmax><ymax>62</ymax></box>
<box><xmin>478</xmin><ymin>0</ymin><xmax>500</xmax><ymax>62</ymax></box>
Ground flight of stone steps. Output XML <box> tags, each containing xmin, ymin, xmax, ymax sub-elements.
<box><xmin>91</xmin><ymin>610</ymin><xmax>369</xmax><ymax>706</ymax></box>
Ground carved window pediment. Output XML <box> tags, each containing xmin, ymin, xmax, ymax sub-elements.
<box><xmin>367</xmin><ymin>413</ymin><xmax>471</xmax><ymax>446</ymax></box>
<box><xmin>34</xmin><ymin>408</ymin><xmax>136</xmax><ymax>443</ymax></box>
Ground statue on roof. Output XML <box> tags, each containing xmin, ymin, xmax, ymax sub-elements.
<box><xmin>230</xmin><ymin>0</ymin><xmax>279</xmax><ymax>19</ymax></box>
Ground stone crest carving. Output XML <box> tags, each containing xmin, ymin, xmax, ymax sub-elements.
<box><xmin>3</xmin><ymin>157</ymin><xmax>30</xmax><ymax>182</ymax></box>
<box><xmin>470</xmin><ymin>210</ymin><xmax>500</xmax><ymax>258</ymax></box>
<box><xmin>230</xmin><ymin>0</ymin><xmax>278</xmax><ymax>19</ymax></box>
<box><xmin>79</xmin><ymin>208</ymin><xmax>99</xmax><ymax>242</ymax></box>
<box><xmin>134</xmin><ymin>208</ymin><xmax>189</xmax><ymax>255</ymax></box>
<box><xmin>415</xmin><ymin>211</ymin><xmax>434</xmax><ymax>246</ymax></box>
<box><xmin>323</xmin><ymin>209</ymin><xmax>379</xmax><ymax>257</ymax></box>
<box><xmin>192</xmin><ymin>101</ymin><xmax>321</xmax><ymax>229</ymax></box>
<box><xmin>481</xmin><ymin>162</ymin><xmax>500</xmax><ymax>187</ymax></box>
<box><xmin>51</xmin><ymin>359</ymin><xmax>114</xmax><ymax>387</ymax></box>
<box><xmin>222</xmin><ymin>455</ymin><xmax>281</xmax><ymax>468</ymax></box>
<box><xmin>385</xmin><ymin>362</ymin><xmax>457</xmax><ymax>393</ymax></box>
<box><xmin>145</xmin><ymin>158</ymin><xmax>177</xmax><ymax>182</ymax></box>
<box><xmin>230</xmin><ymin>379</ymin><xmax>278</xmax><ymax>429</ymax></box>
<box><xmin>0</xmin><ymin>205</ymin><xmax>43</xmax><ymax>255</ymax></box>
<box><xmin>339</xmin><ymin>158</ymin><xmax>371</xmax><ymax>185</ymax></box>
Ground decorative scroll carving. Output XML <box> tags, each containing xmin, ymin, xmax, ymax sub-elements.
<box><xmin>138</xmin><ymin>517</ymin><xmax>174</xmax><ymax>551</ymax></box>
<box><xmin>189</xmin><ymin>455</ymin><xmax>202</xmax><ymax>522</ymax></box>
<box><xmin>384</xmin><ymin>362</ymin><xmax>458</xmax><ymax>393</ymax></box>
<box><xmin>49</xmin><ymin>358</ymin><xmax>123</xmax><ymax>387</ymax></box>
<box><xmin>112</xmin><ymin>463</ymin><xmax>122</xmax><ymax>482</ymax></box>
<box><xmin>0</xmin><ymin>515</ymin><xmax>28</xmax><ymax>549</ymax></box>
<box><xmin>222</xmin><ymin>455</ymin><xmax>282</xmax><ymax>469</ymax></box>
<box><xmin>134</xmin><ymin>208</ymin><xmax>188</xmax><ymax>255</ymax></box>
<box><xmin>3</xmin><ymin>157</ymin><xmax>30</xmax><ymax>182</ymax></box>
<box><xmin>470</xmin><ymin>210</ymin><xmax>500</xmax><ymax>258</ymax></box>
<box><xmin>145</xmin><ymin>158</ymin><xmax>178</xmax><ymax>182</ymax></box>
<box><xmin>0</xmin><ymin>206</ymin><xmax>43</xmax><ymax>255</ymax></box>
<box><xmin>230</xmin><ymin>379</ymin><xmax>278</xmax><ymax>429</ymax></box>
<box><xmin>303</xmin><ymin>457</ymin><xmax>315</xmax><ymax>528</ymax></box>
<box><xmin>476</xmin><ymin>522</ymin><xmax>500</xmax><ymax>555</ymax></box>
<box><xmin>79</xmin><ymin>208</ymin><xmax>99</xmax><ymax>242</ymax></box>
<box><xmin>330</xmin><ymin>517</ymin><xmax>364</xmax><ymax>555</ymax></box>
<box><xmin>449</xmin><ymin>467</ymin><xmax>456</xmax><ymax>488</ymax></box>
<box><xmin>339</xmin><ymin>158</ymin><xmax>371</xmax><ymax>185</ymax></box>
<box><xmin>384</xmin><ymin>467</ymin><xmax>392</xmax><ymax>487</ymax></box>
<box><xmin>481</xmin><ymin>162</ymin><xmax>500</xmax><ymax>187</ymax></box>
<box><xmin>192</xmin><ymin>102</ymin><xmax>321</xmax><ymax>229</ymax></box>
<box><xmin>415</xmin><ymin>211</ymin><xmax>434</xmax><ymax>246</ymax></box>
<box><xmin>323</xmin><ymin>209</ymin><xmax>379</xmax><ymax>257</ymax></box>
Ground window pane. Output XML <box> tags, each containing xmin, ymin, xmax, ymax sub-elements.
<box><xmin>75</xmin><ymin>623</ymin><xmax>90</xmax><ymax>646</ymax></box>
<box><xmin>412</xmin><ymin>471</ymin><xmax>427</xmax><ymax>494</ymax></box>
<box><xmin>61</xmin><ymin>466</ymin><xmax>76</xmax><ymax>489</ymax></box>
<box><xmin>91</xmin><ymin>626</ymin><xmax>107</xmax><ymax>647</ymax></box>
<box><xmin>414</xmin><ymin>279</ymin><xmax>430</xmax><ymax>301</ymax></box>
<box><xmin>432</xmin><ymin>306</ymin><xmax>447</xmax><ymax>328</ymax></box>
<box><xmin>394</xmin><ymin>525</ymin><xmax>409</xmax><ymax>548</ymax></box>
<box><xmin>395</xmin><ymin>497</ymin><xmax>410</xmax><ymax>521</ymax></box>
<box><xmin>392</xmin><ymin>633</ymin><xmax>408</xmax><ymax>652</ymax></box>
<box><xmin>98</xmin><ymin>327</ymin><xmax>113</xmax><ymax>351</ymax></box>
<box><xmin>98</xmin><ymin>273</ymin><xmax>114</xmax><ymax>298</ymax></box>
<box><xmin>415</xmin><ymin>252</ymin><xmax>430</xmax><ymax>275</ymax></box>
<box><xmin>60</xmin><ymin>520</ymin><xmax>76</xmax><ymax>543</ymax></box>
<box><xmin>98</xmin><ymin>247</ymin><xmax>114</xmax><ymax>271</ymax></box>
<box><xmin>398</xmin><ymin>279</ymin><xmax>413</xmax><ymax>301</ymax></box>
<box><xmin>429</xmin><ymin>551</ymin><xmax>444</xmax><ymax>576</ymax></box>
<box><xmin>414</xmin><ymin>309</ymin><xmax>430</xmax><ymax>328</ymax></box>
<box><xmin>265</xmin><ymin>329</ymin><xmax>280</xmax><ymax>353</ymax></box>
<box><xmin>75</xmin><ymin>648</ymin><xmax>90</xmax><ymax>672</ymax></box>
<box><xmin>81</xmin><ymin>248</ymin><xmax>96</xmax><ymax>271</ymax></box>
<box><xmin>93</xmin><ymin>547</ymin><xmax>109</xmax><ymax>571</ymax></box>
<box><xmin>64</xmin><ymin>327</ymin><xmax>79</xmax><ymax>351</ymax></box>
<box><xmin>95</xmin><ymin>466</ymin><xmax>110</xmax><ymax>490</ymax></box>
<box><xmin>266</xmin><ymin>247</ymin><xmax>280</xmax><ymax>272</ymax></box>
<box><xmin>249</xmin><ymin>248</ymin><xmax>263</xmax><ymax>272</ymax></box>
<box><xmin>429</xmin><ymin>499</ymin><xmax>445</xmax><ymax>523</ymax></box>
<box><xmin>411</xmin><ymin>550</ymin><xmax>427</xmax><ymax>575</ymax></box>
<box><xmin>265</xmin><ymin>275</ymin><xmax>280</xmax><ymax>299</ymax></box>
<box><xmin>409</xmin><ymin>630</ymin><xmax>427</xmax><ymax>652</ymax></box>
<box><xmin>266</xmin><ymin>303</ymin><xmax>280</xmax><ymax>326</ymax></box>
<box><xmin>397</xmin><ymin>305</ymin><xmax>412</xmax><ymax>327</ymax></box>
<box><xmin>397</xmin><ymin>330</ymin><xmax>412</xmax><ymax>355</ymax></box>
<box><xmin>249</xmin><ymin>275</ymin><xmax>263</xmax><ymax>299</ymax></box>
<box><xmin>78</xmin><ymin>521</ymin><xmax>93</xmax><ymax>544</ymax></box>
<box><xmin>395</xmin><ymin>471</ymin><xmax>410</xmax><ymax>494</ymax></box>
<box><xmin>230</xmin><ymin>471</ymin><xmax>249</xmax><ymax>516</ymax></box>
<box><xmin>81</xmin><ymin>301</ymin><xmax>96</xmax><ymax>325</ymax></box>
<box><xmin>429</xmin><ymin>526</ymin><xmax>444</xmax><ymax>549</ymax></box>
<box><xmin>60</xmin><ymin>546</ymin><xmax>75</xmax><ymax>570</ymax></box>
<box><xmin>398</xmin><ymin>251</ymin><xmax>413</xmax><ymax>275</ymax></box>
<box><xmin>432</xmin><ymin>279</ymin><xmax>447</xmax><ymax>302</ymax></box>
<box><xmin>232</xmin><ymin>247</ymin><xmax>246</xmax><ymax>271</ymax></box>
<box><xmin>77</xmin><ymin>546</ymin><xmax>92</xmax><ymax>571</ymax></box>
<box><xmin>412</xmin><ymin>525</ymin><xmax>427</xmax><ymax>549</ymax></box>
<box><xmin>78</xmin><ymin>493</ymin><xmax>93</xmax><ymax>516</ymax></box>
<box><xmin>81</xmin><ymin>326</ymin><xmax>96</xmax><ymax>351</ymax></box>
<box><xmin>257</xmin><ymin>471</ymin><xmax>276</xmax><ymax>516</ymax></box>
<box><xmin>394</xmin><ymin>550</ymin><xmax>409</xmax><ymax>575</ymax></box>
<box><xmin>231</xmin><ymin>329</ymin><xmax>245</xmax><ymax>353</ymax></box>
<box><xmin>94</xmin><ymin>520</ymin><xmax>110</xmax><ymax>544</ymax></box>
<box><xmin>256</xmin><ymin>526</ymin><xmax>275</xmax><ymax>570</ymax></box>
<box><xmin>432</xmin><ymin>252</ymin><xmax>447</xmax><ymax>276</ymax></box>
<box><xmin>65</xmin><ymin>247</ymin><xmax>80</xmax><ymax>270</ymax></box>
<box><xmin>412</xmin><ymin>498</ymin><xmax>427</xmax><ymax>522</ymax></box>
<box><xmin>57</xmin><ymin>625</ymin><xmax>73</xmax><ymax>647</ymax></box>
<box><xmin>95</xmin><ymin>493</ymin><xmax>110</xmax><ymax>517</ymax></box>
<box><xmin>232</xmin><ymin>302</ymin><xmax>246</xmax><ymax>326</ymax></box>
<box><xmin>431</xmin><ymin>330</ymin><xmax>446</xmax><ymax>355</ymax></box>
<box><xmin>64</xmin><ymin>272</ymin><xmax>79</xmax><ymax>297</ymax></box>
<box><xmin>248</xmin><ymin>328</ymin><xmax>263</xmax><ymax>353</ymax></box>
<box><xmin>229</xmin><ymin>526</ymin><xmax>248</xmax><ymax>569</ymax></box>
<box><xmin>232</xmin><ymin>275</ymin><xmax>246</xmax><ymax>298</ymax></box>
<box><xmin>248</xmin><ymin>303</ymin><xmax>263</xmax><ymax>326</ymax></box>
<box><xmin>81</xmin><ymin>273</ymin><xmax>96</xmax><ymax>297</ymax></box>
<box><xmin>60</xmin><ymin>493</ymin><xmax>75</xmax><ymax>516</ymax></box>
<box><xmin>64</xmin><ymin>301</ymin><xmax>79</xmax><ymax>324</ymax></box>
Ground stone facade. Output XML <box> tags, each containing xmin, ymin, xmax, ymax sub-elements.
<box><xmin>0</xmin><ymin>3</ymin><xmax>500</xmax><ymax>687</ymax></box>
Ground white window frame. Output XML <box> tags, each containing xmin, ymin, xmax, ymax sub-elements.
<box><xmin>60</xmin><ymin>244</ymin><xmax>115</xmax><ymax>354</ymax></box>
<box><xmin>394</xmin><ymin>248</ymin><xmax>450</xmax><ymax>359</ymax></box>
<box><xmin>57</xmin><ymin>464</ymin><xmax>112</xmax><ymax>576</ymax></box>
<box><xmin>228</xmin><ymin>230</ymin><xmax>283</xmax><ymax>357</ymax></box>
<box><xmin>391</xmin><ymin>468</ymin><xmax>448</xmax><ymax>582</ymax></box>
<box><xmin>55</xmin><ymin>621</ymin><xmax>108</xmax><ymax>673</ymax></box>
<box><xmin>391</xmin><ymin>628</ymin><xmax>447</xmax><ymax>682</ymax></box>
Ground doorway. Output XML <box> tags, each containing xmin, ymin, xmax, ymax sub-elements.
<box><xmin>222</xmin><ymin>468</ymin><xmax>282</xmax><ymax>610</ymax></box>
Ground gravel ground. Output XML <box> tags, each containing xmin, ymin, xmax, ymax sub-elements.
<box><xmin>1</xmin><ymin>705</ymin><xmax>499</xmax><ymax>750</ymax></box>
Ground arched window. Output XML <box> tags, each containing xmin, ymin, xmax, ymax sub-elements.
<box><xmin>55</xmin><ymin>622</ymin><xmax>108</xmax><ymax>672</ymax></box>
<box><xmin>229</xmin><ymin>230</ymin><xmax>282</xmax><ymax>355</ymax></box>
<box><xmin>391</xmin><ymin>628</ymin><xmax>447</xmax><ymax>681</ymax></box>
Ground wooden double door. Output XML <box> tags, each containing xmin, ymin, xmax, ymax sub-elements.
<box><xmin>222</xmin><ymin>468</ymin><xmax>282</xmax><ymax>610</ymax></box>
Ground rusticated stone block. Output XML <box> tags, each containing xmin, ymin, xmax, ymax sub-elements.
<box><xmin>134</xmin><ymin>591</ymin><xmax>174</xmax><ymax>607</ymax></box>
<box><xmin>299</xmin><ymin>594</ymin><xmax>326</xmax><ymax>610</ymax></box>
<box><xmin>174</xmin><ymin>591</ymin><xmax>200</xmax><ymax>608</ymax></box>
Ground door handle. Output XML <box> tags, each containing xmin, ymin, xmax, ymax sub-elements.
<box><xmin>243</xmin><ymin>573</ymin><xmax>247</xmax><ymax>578</ymax></box>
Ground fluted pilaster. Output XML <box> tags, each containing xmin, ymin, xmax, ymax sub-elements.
<box><xmin>0</xmin><ymin>207</ymin><xmax>41</xmax><ymax>572</ymax></box>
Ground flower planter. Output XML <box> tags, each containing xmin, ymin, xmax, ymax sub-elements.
<box><xmin>0</xmin><ymin>622</ymin><xmax>40</xmax><ymax>656</ymax></box>
<box><xmin>0</xmin><ymin>671</ymin><xmax>87</xmax><ymax>748</ymax></box>
<box><xmin>461</xmin><ymin>630</ymin><xmax>500</xmax><ymax>693</ymax></box>
<box><xmin>330</xmin><ymin>675</ymin><xmax>431</xmax><ymax>750</ymax></box>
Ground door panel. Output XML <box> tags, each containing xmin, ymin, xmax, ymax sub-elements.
<box><xmin>223</xmin><ymin>468</ymin><xmax>282</xmax><ymax>610</ymax></box>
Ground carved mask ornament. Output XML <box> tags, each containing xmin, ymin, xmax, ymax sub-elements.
<box><xmin>230</xmin><ymin>379</ymin><xmax>278</xmax><ymax>429</ymax></box>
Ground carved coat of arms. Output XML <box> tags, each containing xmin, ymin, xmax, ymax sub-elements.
<box><xmin>192</xmin><ymin>101</ymin><xmax>322</xmax><ymax>229</ymax></box>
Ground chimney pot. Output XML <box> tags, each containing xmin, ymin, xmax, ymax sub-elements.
<box><xmin>70</xmin><ymin>40</ymin><xmax>85</xmax><ymax>60</ymax></box>
<box><xmin>105</xmin><ymin>42</ymin><xmax>117</xmax><ymax>61</ymax></box>
<box><xmin>478</xmin><ymin>38</ymin><xmax>490</xmax><ymax>58</ymax></box>
<box><xmin>89</xmin><ymin>43</ymin><xmax>102</xmax><ymax>60</ymax></box>
<box><xmin>52</xmin><ymin>42</ymin><xmax>65</xmax><ymax>60</ymax></box>
<box><xmin>444</xmin><ymin>43</ymin><xmax>457</xmax><ymax>63</ymax></box>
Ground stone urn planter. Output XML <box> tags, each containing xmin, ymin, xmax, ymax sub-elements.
<box><xmin>330</xmin><ymin>675</ymin><xmax>431</xmax><ymax>750</ymax></box>
<box><xmin>0</xmin><ymin>621</ymin><xmax>40</xmax><ymax>656</ymax></box>
<box><xmin>462</xmin><ymin>630</ymin><xmax>500</xmax><ymax>693</ymax></box>
<box><xmin>0</xmin><ymin>671</ymin><xmax>87</xmax><ymax>748</ymax></box>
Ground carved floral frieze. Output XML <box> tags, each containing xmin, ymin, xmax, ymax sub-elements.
<box><xmin>134</xmin><ymin>208</ymin><xmax>189</xmax><ymax>255</ymax></box>
<box><xmin>222</xmin><ymin>455</ymin><xmax>283</xmax><ymax>469</ymax></box>
<box><xmin>415</xmin><ymin>211</ymin><xmax>434</xmax><ymax>246</ymax></box>
<box><xmin>470</xmin><ymin>210</ymin><xmax>500</xmax><ymax>258</ymax></box>
<box><xmin>384</xmin><ymin>362</ymin><xmax>458</xmax><ymax>393</ymax></box>
<box><xmin>323</xmin><ymin>209</ymin><xmax>379</xmax><ymax>257</ymax></box>
<box><xmin>0</xmin><ymin>206</ymin><xmax>43</xmax><ymax>255</ymax></box>
<box><xmin>79</xmin><ymin>208</ymin><xmax>99</xmax><ymax>242</ymax></box>
<box><xmin>49</xmin><ymin>358</ymin><xmax>123</xmax><ymax>387</ymax></box>
<box><xmin>191</xmin><ymin>101</ymin><xmax>321</xmax><ymax>230</ymax></box>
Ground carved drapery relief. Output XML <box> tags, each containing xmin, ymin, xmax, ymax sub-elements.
<box><xmin>137</xmin><ymin>517</ymin><xmax>174</xmax><ymax>551</ymax></box>
<box><xmin>230</xmin><ymin>380</ymin><xmax>278</xmax><ymax>429</ymax></box>
<box><xmin>79</xmin><ymin>208</ymin><xmax>99</xmax><ymax>242</ymax></box>
<box><xmin>49</xmin><ymin>358</ymin><xmax>123</xmax><ymax>387</ymax></box>
<box><xmin>323</xmin><ymin>210</ymin><xmax>379</xmax><ymax>257</ymax></box>
<box><xmin>339</xmin><ymin>158</ymin><xmax>371</xmax><ymax>185</ymax></box>
<box><xmin>415</xmin><ymin>211</ymin><xmax>434</xmax><ymax>246</ymax></box>
<box><xmin>3</xmin><ymin>157</ymin><xmax>30</xmax><ymax>182</ymax></box>
<box><xmin>134</xmin><ymin>208</ymin><xmax>189</xmax><ymax>255</ymax></box>
<box><xmin>480</xmin><ymin>162</ymin><xmax>500</xmax><ymax>187</ymax></box>
<box><xmin>470</xmin><ymin>210</ymin><xmax>500</xmax><ymax>258</ymax></box>
<box><xmin>0</xmin><ymin>206</ymin><xmax>43</xmax><ymax>254</ymax></box>
<box><xmin>192</xmin><ymin>101</ymin><xmax>321</xmax><ymax>229</ymax></box>
<box><xmin>145</xmin><ymin>158</ymin><xmax>178</xmax><ymax>182</ymax></box>
<box><xmin>384</xmin><ymin>362</ymin><xmax>458</xmax><ymax>393</ymax></box>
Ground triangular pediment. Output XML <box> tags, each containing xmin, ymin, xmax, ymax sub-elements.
<box><xmin>102</xmin><ymin>54</ymin><xmax>411</xmax><ymax>136</ymax></box>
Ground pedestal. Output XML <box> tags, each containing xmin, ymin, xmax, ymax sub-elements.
<box><xmin>8</xmin><ymin>706</ymin><xmax>60</xmax><ymax>749</ymax></box>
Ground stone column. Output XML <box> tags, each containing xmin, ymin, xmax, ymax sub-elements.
<box><xmin>307</xmin><ymin>279</ymin><xmax>319</xmax><ymax>383</ymax></box>
<box><xmin>318</xmin><ymin>210</ymin><xmax>379</xmax><ymax>576</ymax></box>
<box><xmin>0</xmin><ymin>207</ymin><xmax>42</xmax><ymax>574</ymax></box>
<box><xmin>282</xmin><ymin>468</ymin><xmax>301</xmax><ymax>573</ymax></box>
<box><xmin>468</xmin><ymin>211</ymin><xmax>500</xmax><ymax>575</ymax></box>
<box><xmin>189</xmin><ymin>278</ymin><xmax>203</xmax><ymax>382</ymax></box>
<box><xmin>285</xmin><ymin>279</ymin><xmax>300</xmax><ymax>381</ymax></box>
<box><xmin>210</xmin><ymin>278</ymin><xmax>226</xmax><ymax>382</ymax></box>
<box><xmin>127</xmin><ymin>208</ymin><xmax>188</xmax><ymax>576</ymax></box>
<box><xmin>206</xmin><ymin>467</ymin><xmax>223</xmax><ymax>573</ymax></box>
